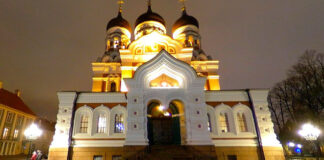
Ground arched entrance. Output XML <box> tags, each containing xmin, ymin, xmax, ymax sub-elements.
<box><xmin>147</xmin><ymin>101</ymin><xmax>181</xmax><ymax>145</ymax></box>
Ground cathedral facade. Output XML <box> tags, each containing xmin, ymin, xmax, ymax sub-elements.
<box><xmin>49</xmin><ymin>1</ymin><xmax>284</xmax><ymax>160</ymax></box>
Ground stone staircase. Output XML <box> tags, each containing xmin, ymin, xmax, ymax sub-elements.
<box><xmin>123</xmin><ymin>145</ymin><xmax>217</xmax><ymax>160</ymax></box>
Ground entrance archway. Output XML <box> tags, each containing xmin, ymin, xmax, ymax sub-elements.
<box><xmin>147</xmin><ymin>101</ymin><xmax>181</xmax><ymax>145</ymax></box>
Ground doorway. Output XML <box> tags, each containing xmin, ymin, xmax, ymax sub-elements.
<box><xmin>147</xmin><ymin>101</ymin><xmax>181</xmax><ymax>145</ymax></box>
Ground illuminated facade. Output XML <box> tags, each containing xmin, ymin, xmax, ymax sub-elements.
<box><xmin>49</xmin><ymin>1</ymin><xmax>284</xmax><ymax>160</ymax></box>
<box><xmin>0</xmin><ymin>82</ymin><xmax>36</xmax><ymax>156</ymax></box>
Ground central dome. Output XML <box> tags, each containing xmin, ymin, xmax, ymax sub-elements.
<box><xmin>135</xmin><ymin>6</ymin><xmax>165</xmax><ymax>27</ymax></box>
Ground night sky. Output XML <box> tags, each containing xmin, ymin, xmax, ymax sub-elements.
<box><xmin>0</xmin><ymin>0</ymin><xmax>323</xmax><ymax>121</ymax></box>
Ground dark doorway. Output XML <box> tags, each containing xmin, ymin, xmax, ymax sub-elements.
<box><xmin>147</xmin><ymin>101</ymin><xmax>181</xmax><ymax>145</ymax></box>
<box><xmin>110</xmin><ymin>82</ymin><xmax>116</xmax><ymax>92</ymax></box>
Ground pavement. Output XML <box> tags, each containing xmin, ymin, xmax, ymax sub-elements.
<box><xmin>0</xmin><ymin>154</ymin><xmax>27</xmax><ymax>160</ymax></box>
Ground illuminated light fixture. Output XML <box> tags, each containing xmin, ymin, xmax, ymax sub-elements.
<box><xmin>158</xmin><ymin>105</ymin><xmax>165</xmax><ymax>111</ymax></box>
<box><xmin>296</xmin><ymin>144</ymin><xmax>302</xmax><ymax>148</ymax></box>
<box><xmin>287</xmin><ymin>142</ymin><xmax>295</xmax><ymax>147</ymax></box>
<box><xmin>24</xmin><ymin>123</ymin><xmax>42</xmax><ymax>160</ymax></box>
<box><xmin>298</xmin><ymin>123</ymin><xmax>321</xmax><ymax>141</ymax></box>
<box><xmin>24</xmin><ymin>123</ymin><xmax>42</xmax><ymax>140</ymax></box>
<box><xmin>163</xmin><ymin>112</ymin><xmax>171</xmax><ymax>117</ymax></box>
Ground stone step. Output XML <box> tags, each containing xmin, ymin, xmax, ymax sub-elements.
<box><xmin>124</xmin><ymin>145</ymin><xmax>217</xmax><ymax>160</ymax></box>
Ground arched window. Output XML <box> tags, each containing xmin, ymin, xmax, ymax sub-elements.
<box><xmin>237</xmin><ymin>113</ymin><xmax>248</xmax><ymax>132</ymax></box>
<box><xmin>188</xmin><ymin>35</ymin><xmax>194</xmax><ymax>47</ymax></box>
<box><xmin>114</xmin><ymin>114</ymin><xmax>124</xmax><ymax>133</ymax></box>
<box><xmin>113</xmin><ymin>37</ymin><xmax>119</xmax><ymax>48</ymax></box>
<box><xmin>207</xmin><ymin>113</ymin><xmax>212</xmax><ymax>132</ymax></box>
<box><xmin>80</xmin><ymin>115</ymin><xmax>89</xmax><ymax>133</ymax></box>
<box><xmin>97</xmin><ymin>114</ymin><xmax>106</xmax><ymax>133</ymax></box>
<box><xmin>111</xmin><ymin>82</ymin><xmax>116</xmax><ymax>92</ymax></box>
<box><xmin>219</xmin><ymin>113</ymin><xmax>229</xmax><ymax>133</ymax></box>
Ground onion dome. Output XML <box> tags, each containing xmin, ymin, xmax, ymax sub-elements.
<box><xmin>172</xmin><ymin>10</ymin><xmax>199</xmax><ymax>33</ymax></box>
<box><xmin>106</xmin><ymin>11</ymin><xmax>131</xmax><ymax>31</ymax></box>
<box><xmin>135</xmin><ymin>5</ymin><xmax>165</xmax><ymax>27</ymax></box>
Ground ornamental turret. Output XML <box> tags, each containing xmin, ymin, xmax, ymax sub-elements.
<box><xmin>100</xmin><ymin>0</ymin><xmax>131</xmax><ymax>63</ymax></box>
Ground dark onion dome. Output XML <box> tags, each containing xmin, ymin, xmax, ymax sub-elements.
<box><xmin>135</xmin><ymin>5</ymin><xmax>165</xmax><ymax>27</ymax></box>
<box><xmin>106</xmin><ymin>11</ymin><xmax>131</xmax><ymax>31</ymax></box>
<box><xmin>172</xmin><ymin>10</ymin><xmax>199</xmax><ymax>33</ymax></box>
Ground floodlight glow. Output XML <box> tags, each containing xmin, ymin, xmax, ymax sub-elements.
<box><xmin>298</xmin><ymin>123</ymin><xmax>321</xmax><ymax>141</ymax></box>
<box><xmin>163</xmin><ymin>112</ymin><xmax>171</xmax><ymax>117</ymax></box>
<box><xmin>288</xmin><ymin>142</ymin><xmax>295</xmax><ymax>147</ymax></box>
<box><xmin>296</xmin><ymin>144</ymin><xmax>302</xmax><ymax>148</ymax></box>
<box><xmin>158</xmin><ymin>105</ymin><xmax>165</xmax><ymax>111</ymax></box>
<box><xmin>24</xmin><ymin>123</ymin><xmax>42</xmax><ymax>140</ymax></box>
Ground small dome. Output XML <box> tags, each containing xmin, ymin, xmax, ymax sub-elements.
<box><xmin>135</xmin><ymin>6</ymin><xmax>165</xmax><ymax>27</ymax></box>
<box><xmin>172</xmin><ymin>10</ymin><xmax>199</xmax><ymax>33</ymax></box>
<box><xmin>106</xmin><ymin>12</ymin><xmax>131</xmax><ymax>31</ymax></box>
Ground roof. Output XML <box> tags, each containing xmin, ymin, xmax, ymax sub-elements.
<box><xmin>172</xmin><ymin>10</ymin><xmax>199</xmax><ymax>33</ymax></box>
<box><xmin>135</xmin><ymin>5</ymin><xmax>165</xmax><ymax>27</ymax></box>
<box><xmin>106</xmin><ymin>11</ymin><xmax>131</xmax><ymax>31</ymax></box>
<box><xmin>0</xmin><ymin>88</ymin><xmax>36</xmax><ymax>116</ymax></box>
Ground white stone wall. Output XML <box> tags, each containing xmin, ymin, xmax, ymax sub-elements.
<box><xmin>50</xmin><ymin>92</ymin><xmax>77</xmax><ymax>148</ymax></box>
<box><xmin>249</xmin><ymin>90</ymin><xmax>281</xmax><ymax>147</ymax></box>
<box><xmin>205</xmin><ymin>90</ymin><xmax>281</xmax><ymax>147</ymax></box>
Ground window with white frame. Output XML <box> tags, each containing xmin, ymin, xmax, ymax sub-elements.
<box><xmin>114</xmin><ymin>114</ymin><xmax>124</xmax><ymax>133</ymax></box>
<box><xmin>97</xmin><ymin>114</ymin><xmax>106</xmax><ymax>133</ymax></box>
<box><xmin>207</xmin><ymin>113</ymin><xmax>212</xmax><ymax>132</ymax></box>
<box><xmin>80</xmin><ymin>115</ymin><xmax>89</xmax><ymax>133</ymax></box>
<box><xmin>219</xmin><ymin>113</ymin><xmax>229</xmax><ymax>133</ymax></box>
<box><xmin>237</xmin><ymin>113</ymin><xmax>248</xmax><ymax>132</ymax></box>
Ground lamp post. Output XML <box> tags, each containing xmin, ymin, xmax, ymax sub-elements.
<box><xmin>298</xmin><ymin>123</ymin><xmax>321</xmax><ymax>160</ymax></box>
<box><xmin>24</xmin><ymin>123</ymin><xmax>42</xmax><ymax>160</ymax></box>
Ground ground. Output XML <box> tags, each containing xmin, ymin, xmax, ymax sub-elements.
<box><xmin>0</xmin><ymin>154</ymin><xmax>29</xmax><ymax>160</ymax></box>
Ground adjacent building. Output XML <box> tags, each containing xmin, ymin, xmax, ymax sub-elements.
<box><xmin>34</xmin><ymin>118</ymin><xmax>56</xmax><ymax>156</ymax></box>
<box><xmin>0</xmin><ymin>81</ymin><xmax>37</xmax><ymax>156</ymax></box>
<box><xmin>49</xmin><ymin>1</ymin><xmax>285</xmax><ymax>160</ymax></box>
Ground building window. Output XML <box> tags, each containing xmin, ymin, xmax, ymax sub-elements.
<box><xmin>2</xmin><ymin>128</ymin><xmax>9</xmax><ymax>139</ymax></box>
<box><xmin>5</xmin><ymin>112</ymin><xmax>14</xmax><ymax>123</ymax></box>
<box><xmin>80</xmin><ymin>115</ymin><xmax>88</xmax><ymax>133</ymax></box>
<box><xmin>219</xmin><ymin>113</ymin><xmax>229</xmax><ymax>133</ymax></box>
<box><xmin>97</xmin><ymin>114</ymin><xmax>106</xmax><ymax>133</ymax></box>
<box><xmin>114</xmin><ymin>114</ymin><xmax>124</xmax><ymax>133</ymax></box>
<box><xmin>16</xmin><ymin>116</ymin><xmax>24</xmax><ymax>126</ymax></box>
<box><xmin>207</xmin><ymin>113</ymin><xmax>212</xmax><ymax>132</ymax></box>
<box><xmin>227</xmin><ymin>155</ymin><xmax>237</xmax><ymax>160</ymax></box>
<box><xmin>237</xmin><ymin>113</ymin><xmax>248</xmax><ymax>132</ymax></box>
<box><xmin>113</xmin><ymin>37</ymin><xmax>119</xmax><ymax>48</ymax></box>
<box><xmin>0</xmin><ymin>109</ymin><xmax>3</xmax><ymax>122</ymax></box>
<box><xmin>93</xmin><ymin>155</ymin><xmax>103</xmax><ymax>160</ymax></box>
<box><xmin>111</xmin><ymin>82</ymin><xmax>116</xmax><ymax>92</ymax></box>
<box><xmin>13</xmin><ymin>129</ymin><xmax>19</xmax><ymax>139</ymax></box>
<box><xmin>112</xmin><ymin>155</ymin><xmax>122</xmax><ymax>160</ymax></box>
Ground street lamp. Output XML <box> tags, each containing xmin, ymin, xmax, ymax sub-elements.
<box><xmin>298</xmin><ymin>123</ymin><xmax>321</xmax><ymax>159</ymax></box>
<box><xmin>24</xmin><ymin>123</ymin><xmax>42</xmax><ymax>160</ymax></box>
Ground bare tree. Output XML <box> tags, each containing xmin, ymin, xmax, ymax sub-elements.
<box><xmin>268</xmin><ymin>50</ymin><xmax>324</xmax><ymax>155</ymax></box>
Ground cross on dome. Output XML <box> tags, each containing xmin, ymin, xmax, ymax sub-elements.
<box><xmin>117</xmin><ymin>0</ymin><xmax>124</xmax><ymax>13</ymax></box>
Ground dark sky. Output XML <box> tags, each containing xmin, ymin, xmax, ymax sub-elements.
<box><xmin>0</xmin><ymin>0</ymin><xmax>323</xmax><ymax>121</ymax></box>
